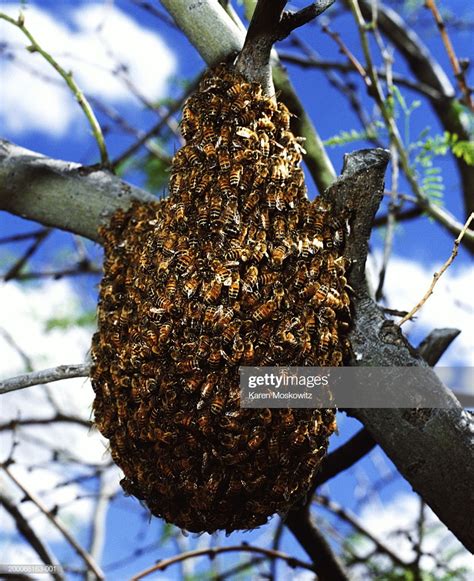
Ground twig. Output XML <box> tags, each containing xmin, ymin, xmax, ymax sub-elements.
<box><xmin>0</xmin><ymin>488</ymin><xmax>64</xmax><ymax>580</ymax></box>
<box><xmin>315</xmin><ymin>495</ymin><xmax>409</xmax><ymax>568</ymax></box>
<box><xmin>0</xmin><ymin>363</ymin><xmax>91</xmax><ymax>395</ymax></box>
<box><xmin>344</xmin><ymin>0</ymin><xmax>474</xmax><ymax>248</ymax></box>
<box><xmin>0</xmin><ymin>327</ymin><xmax>34</xmax><ymax>371</ymax></box>
<box><xmin>1</xmin><ymin>463</ymin><xmax>105</xmax><ymax>580</ymax></box>
<box><xmin>0</xmin><ymin>12</ymin><xmax>109</xmax><ymax>165</ymax></box>
<box><xmin>0</xmin><ymin>414</ymin><xmax>91</xmax><ymax>432</ymax></box>
<box><xmin>3</xmin><ymin>228</ymin><xmax>51</xmax><ymax>281</ymax></box>
<box><xmin>86</xmin><ymin>472</ymin><xmax>108</xmax><ymax>581</ymax></box>
<box><xmin>424</xmin><ymin>0</ymin><xmax>473</xmax><ymax>110</ymax></box>
<box><xmin>0</xmin><ymin>228</ymin><xmax>47</xmax><ymax>244</ymax></box>
<box><xmin>130</xmin><ymin>544</ymin><xmax>317</xmax><ymax>580</ymax></box>
<box><xmin>397</xmin><ymin>212</ymin><xmax>474</xmax><ymax>325</ymax></box>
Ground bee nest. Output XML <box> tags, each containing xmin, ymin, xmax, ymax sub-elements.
<box><xmin>91</xmin><ymin>64</ymin><xmax>351</xmax><ymax>533</ymax></box>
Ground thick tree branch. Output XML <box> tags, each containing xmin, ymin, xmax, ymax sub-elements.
<box><xmin>325</xmin><ymin>148</ymin><xmax>474</xmax><ymax>553</ymax></box>
<box><xmin>0</xmin><ymin>140</ymin><xmax>154</xmax><ymax>242</ymax></box>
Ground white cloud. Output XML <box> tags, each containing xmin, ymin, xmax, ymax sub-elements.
<box><xmin>0</xmin><ymin>2</ymin><xmax>176</xmax><ymax>136</ymax></box>
<box><xmin>367</xmin><ymin>253</ymin><xmax>474</xmax><ymax>366</ymax></box>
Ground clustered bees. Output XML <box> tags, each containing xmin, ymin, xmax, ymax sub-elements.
<box><xmin>91</xmin><ymin>64</ymin><xmax>351</xmax><ymax>533</ymax></box>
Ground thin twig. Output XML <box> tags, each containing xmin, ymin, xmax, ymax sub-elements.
<box><xmin>130</xmin><ymin>544</ymin><xmax>317</xmax><ymax>580</ymax></box>
<box><xmin>3</xmin><ymin>228</ymin><xmax>51</xmax><ymax>281</ymax></box>
<box><xmin>0</xmin><ymin>12</ymin><xmax>109</xmax><ymax>165</ymax></box>
<box><xmin>1</xmin><ymin>464</ymin><xmax>105</xmax><ymax>580</ymax></box>
<box><xmin>345</xmin><ymin>0</ymin><xmax>474</xmax><ymax>247</ymax></box>
<box><xmin>0</xmin><ymin>363</ymin><xmax>91</xmax><ymax>395</ymax></box>
<box><xmin>424</xmin><ymin>0</ymin><xmax>473</xmax><ymax>110</ymax></box>
<box><xmin>0</xmin><ymin>414</ymin><xmax>91</xmax><ymax>432</ymax></box>
<box><xmin>0</xmin><ymin>488</ymin><xmax>64</xmax><ymax>580</ymax></box>
<box><xmin>397</xmin><ymin>212</ymin><xmax>474</xmax><ymax>325</ymax></box>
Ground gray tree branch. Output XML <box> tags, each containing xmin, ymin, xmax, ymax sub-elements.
<box><xmin>0</xmin><ymin>140</ymin><xmax>154</xmax><ymax>242</ymax></box>
<box><xmin>325</xmin><ymin>148</ymin><xmax>474</xmax><ymax>553</ymax></box>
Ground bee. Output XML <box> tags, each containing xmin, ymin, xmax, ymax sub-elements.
<box><xmin>197</xmin><ymin>414</ymin><xmax>212</xmax><ymax>436</ymax></box>
<box><xmin>184</xmin><ymin>375</ymin><xmax>203</xmax><ymax>394</ymax></box>
<box><xmin>219</xmin><ymin>415</ymin><xmax>240</xmax><ymax>432</ymax></box>
<box><xmin>314</xmin><ymin>213</ymin><xmax>325</xmax><ymax>236</ymax></box>
<box><xmin>242</xmin><ymin>340</ymin><xmax>255</xmax><ymax>364</ymax></box>
<box><xmin>118</xmin><ymin>304</ymin><xmax>133</xmax><ymax>326</ymax></box>
<box><xmin>319</xmin><ymin>329</ymin><xmax>331</xmax><ymax>353</ymax></box>
<box><xmin>209</xmin><ymin>195</ymin><xmax>222</xmax><ymax>221</ymax></box>
<box><xmin>174</xmin><ymin>411</ymin><xmax>193</xmax><ymax>428</ymax></box>
<box><xmin>162</xmin><ymin>388</ymin><xmax>177</xmax><ymax>411</ymax></box>
<box><xmin>165</xmin><ymin>274</ymin><xmax>177</xmax><ymax>297</ymax></box>
<box><xmin>155</xmin><ymin>428</ymin><xmax>175</xmax><ymax>445</ymax></box>
<box><xmin>252</xmin><ymin>299</ymin><xmax>276</xmax><ymax>322</ymax></box>
<box><xmin>259</xmin><ymin>408</ymin><xmax>272</xmax><ymax>426</ymax></box>
<box><xmin>248</xmin><ymin>426</ymin><xmax>266</xmax><ymax>450</ymax></box>
<box><xmin>212</xmin><ymin>259</ymin><xmax>232</xmax><ymax>285</ymax></box>
<box><xmin>206</xmin><ymin>474</ymin><xmax>222</xmax><ymax>496</ymax></box>
<box><xmin>273</xmin><ymin>281</ymin><xmax>285</xmax><ymax>307</ymax></box>
<box><xmin>222</xmin><ymin>320</ymin><xmax>241</xmax><ymax>343</ymax></box>
<box><xmin>299</xmin><ymin>235</ymin><xmax>311</xmax><ymax>258</ymax></box>
<box><xmin>222</xmin><ymin>451</ymin><xmax>248</xmax><ymax>465</ymax></box>
<box><xmin>209</xmin><ymin>340</ymin><xmax>223</xmax><ymax>368</ymax></box>
<box><xmin>260</xmin><ymin>207</ymin><xmax>270</xmax><ymax>230</ymax></box>
<box><xmin>226</xmin><ymin>271</ymin><xmax>240</xmax><ymax>300</ymax></box>
<box><xmin>177</xmin><ymin>358</ymin><xmax>200</xmax><ymax>374</ymax></box>
<box><xmin>229</xmin><ymin>335</ymin><xmax>244</xmax><ymax>365</ymax></box>
<box><xmin>290</xmin><ymin>422</ymin><xmax>308</xmax><ymax>447</ymax></box>
<box><xmin>309</xmin><ymin>256</ymin><xmax>322</xmax><ymax>278</ymax></box>
<box><xmin>203</xmin><ymin>279</ymin><xmax>222</xmax><ymax>304</ymax></box>
<box><xmin>227</xmin><ymin>476</ymin><xmax>243</xmax><ymax>494</ymax></box>
<box><xmin>273</xmin><ymin>215</ymin><xmax>286</xmax><ymax>239</ymax></box>
<box><xmin>310</xmin><ymin>283</ymin><xmax>329</xmax><ymax>305</ymax></box>
<box><xmin>210</xmin><ymin>393</ymin><xmax>225</xmax><ymax>415</ymax></box>
<box><xmin>242</xmin><ymin>191</ymin><xmax>259</xmax><ymax>214</ymax></box>
<box><xmin>176</xmin><ymin>251</ymin><xmax>195</xmax><ymax>273</ymax></box>
<box><xmin>304</xmin><ymin>310</ymin><xmax>317</xmax><ymax>334</ymax></box>
<box><xmin>257</xmin><ymin>114</ymin><xmax>275</xmax><ymax>131</ymax></box>
<box><xmin>259</xmin><ymin>132</ymin><xmax>270</xmax><ymax>156</ymax></box>
<box><xmin>203</xmin><ymin>142</ymin><xmax>216</xmax><ymax>157</ymax></box>
<box><xmin>183</xmin><ymin>274</ymin><xmax>200</xmax><ymax>298</ymax></box>
<box><xmin>318</xmin><ymin>306</ymin><xmax>336</xmax><ymax>324</ymax></box>
<box><xmin>279</xmin><ymin>103</ymin><xmax>291</xmax><ymax>130</ymax></box>
<box><xmin>230</xmin><ymin>164</ymin><xmax>242</xmax><ymax>187</ymax></box>
<box><xmin>271</xmin><ymin>245</ymin><xmax>288</xmax><ymax>268</ymax></box>
<box><xmin>271</xmin><ymin>476</ymin><xmax>289</xmax><ymax>499</ymax></box>
<box><xmin>243</xmin><ymin>265</ymin><xmax>258</xmax><ymax>290</ymax></box>
<box><xmin>203</xmin><ymin>305</ymin><xmax>219</xmax><ymax>330</ymax></box>
<box><xmin>201</xmin><ymin>373</ymin><xmax>218</xmax><ymax>399</ymax></box>
<box><xmin>221</xmin><ymin>432</ymin><xmax>240</xmax><ymax>450</ymax></box>
<box><xmin>236</xmin><ymin>126</ymin><xmax>257</xmax><ymax>140</ymax></box>
<box><xmin>218</xmin><ymin>124</ymin><xmax>231</xmax><ymax>147</ymax></box>
<box><xmin>195</xmin><ymin>173</ymin><xmax>212</xmax><ymax>195</ymax></box>
<box><xmin>218</xmin><ymin>149</ymin><xmax>230</xmax><ymax>171</ymax></box>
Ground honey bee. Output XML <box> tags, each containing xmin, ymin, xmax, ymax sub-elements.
<box><xmin>314</xmin><ymin>213</ymin><xmax>325</xmax><ymax>236</ymax></box>
<box><xmin>209</xmin><ymin>340</ymin><xmax>223</xmax><ymax>367</ymax></box>
<box><xmin>299</xmin><ymin>235</ymin><xmax>311</xmax><ymax>258</ymax></box>
<box><xmin>243</xmin><ymin>265</ymin><xmax>258</xmax><ymax>289</ymax></box>
<box><xmin>242</xmin><ymin>191</ymin><xmax>259</xmax><ymax>214</ymax></box>
<box><xmin>230</xmin><ymin>164</ymin><xmax>242</xmax><ymax>187</ymax></box>
<box><xmin>184</xmin><ymin>375</ymin><xmax>203</xmax><ymax>394</ymax></box>
<box><xmin>228</xmin><ymin>272</ymin><xmax>240</xmax><ymax>300</ymax></box>
<box><xmin>209</xmin><ymin>195</ymin><xmax>222</xmax><ymax>221</ymax></box>
<box><xmin>222</xmin><ymin>451</ymin><xmax>248</xmax><ymax>465</ymax></box>
<box><xmin>203</xmin><ymin>305</ymin><xmax>218</xmax><ymax>330</ymax></box>
<box><xmin>248</xmin><ymin>426</ymin><xmax>266</xmax><ymax>450</ymax></box>
<box><xmin>203</xmin><ymin>142</ymin><xmax>216</xmax><ymax>157</ymax></box>
<box><xmin>242</xmin><ymin>340</ymin><xmax>255</xmax><ymax>365</ymax></box>
<box><xmin>219</xmin><ymin>415</ymin><xmax>240</xmax><ymax>432</ymax></box>
<box><xmin>271</xmin><ymin>476</ymin><xmax>288</xmax><ymax>498</ymax></box>
<box><xmin>236</xmin><ymin>126</ymin><xmax>257</xmax><ymax>140</ymax></box>
<box><xmin>165</xmin><ymin>274</ymin><xmax>177</xmax><ymax>297</ymax></box>
<box><xmin>197</xmin><ymin>334</ymin><xmax>211</xmax><ymax>358</ymax></box>
<box><xmin>202</xmin><ymin>123</ymin><xmax>217</xmax><ymax>142</ymax></box>
<box><xmin>252</xmin><ymin>299</ymin><xmax>276</xmax><ymax>322</ymax></box>
<box><xmin>259</xmin><ymin>132</ymin><xmax>270</xmax><ymax>156</ymax></box>
<box><xmin>222</xmin><ymin>320</ymin><xmax>241</xmax><ymax>343</ymax></box>
<box><xmin>218</xmin><ymin>124</ymin><xmax>231</xmax><ymax>147</ymax></box>
<box><xmin>203</xmin><ymin>279</ymin><xmax>222</xmax><ymax>304</ymax></box>
<box><xmin>201</xmin><ymin>373</ymin><xmax>218</xmax><ymax>399</ymax></box>
<box><xmin>304</xmin><ymin>311</ymin><xmax>317</xmax><ymax>334</ymax></box>
<box><xmin>195</xmin><ymin>173</ymin><xmax>212</xmax><ymax>194</ymax></box>
<box><xmin>210</xmin><ymin>393</ymin><xmax>225</xmax><ymax>415</ymax></box>
<box><xmin>184</xmin><ymin>274</ymin><xmax>200</xmax><ymax>298</ymax></box>
<box><xmin>280</xmin><ymin>408</ymin><xmax>295</xmax><ymax>428</ymax></box>
<box><xmin>176</xmin><ymin>251</ymin><xmax>195</xmax><ymax>274</ymax></box>
<box><xmin>155</xmin><ymin>428</ymin><xmax>175</xmax><ymax>445</ymax></box>
<box><xmin>259</xmin><ymin>408</ymin><xmax>272</xmax><ymax>426</ymax></box>
<box><xmin>212</xmin><ymin>259</ymin><xmax>232</xmax><ymax>285</ymax></box>
<box><xmin>257</xmin><ymin>114</ymin><xmax>275</xmax><ymax>131</ymax></box>
<box><xmin>221</xmin><ymin>432</ymin><xmax>240</xmax><ymax>450</ymax></box>
<box><xmin>279</xmin><ymin>103</ymin><xmax>291</xmax><ymax>130</ymax></box>
<box><xmin>260</xmin><ymin>207</ymin><xmax>270</xmax><ymax>230</ymax></box>
<box><xmin>229</xmin><ymin>335</ymin><xmax>244</xmax><ymax>365</ymax></box>
<box><xmin>162</xmin><ymin>387</ymin><xmax>178</xmax><ymax>411</ymax></box>
<box><xmin>318</xmin><ymin>306</ymin><xmax>336</xmax><ymax>324</ymax></box>
<box><xmin>271</xmin><ymin>245</ymin><xmax>288</xmax><ymax>268</ymax></box>
<box><xmin>332</xmin><ymin>350</ymin><xmax>343</xmax><ymax>365</ymax></box>
<box><xmin>319</xmin><ymin>329</ymin><xmax>331</xmax><ymax>353</ymax></box>
<box><xmin>273</xmin><ymin>215</ymin><xmax>286</xmax><ymax>239</ymax></box>
<box><xmin>197</xmin><ymin>414</ymin><xmax>212</xmax><ymax>436</ymax></box>
<box><xmin>273</xmin><ymin>281</ymin><xmax>285</xmax><ymax>307</ymax></box>
<box><xmin>218</xmin><ymin>149</ymin><xmax>230</xmax><ymax>171</ymax></box>
<box><xmin>290</xmin><ymin>422</ymin><xmax>308</xmax><ymax>447</ymax></box>
<box><xmin>227</xmin><ymin>476</ymin><xmax>243</xmax><ymax>494</ymax></box>
<box><xmin>174</xmin><ymin>411</ymin><xmax>193</xmax><ymax>428</ymax></box>
<box><xmin>177</xmin><ymin>358</ymin><xmax>200</xmax><ymax>374</ymax></box>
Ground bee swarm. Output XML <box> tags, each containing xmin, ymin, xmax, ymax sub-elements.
<box><xmin>91</xmin><ymin>65</ymin><xmax>351</xmax><ymax>533</ymax></box>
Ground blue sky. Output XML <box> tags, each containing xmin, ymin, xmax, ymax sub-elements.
<box><xmin>1</xmin><ymin>0</ymin><xmax>473</xmax><ymax>578</ymax></box>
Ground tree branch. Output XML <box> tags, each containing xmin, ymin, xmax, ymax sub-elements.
<box><xmin>0</xmin><ymin>364</ymin><xmax>91</xmax><ymax>395</ymax></box>
<box><xmin>0</xmin><ymin>140</ymin><xmax>154</xmax><ymax>242</ymax></box>
<box><xmin>325</xmin><ymin>148</ymin><xmax>474</xmax><ymax>553</ymax></box>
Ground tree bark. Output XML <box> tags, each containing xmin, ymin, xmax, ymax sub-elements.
<box><xmin>0</xmin><ymin>140</ymin><xmax>154</xmax><ymax>242</ymax></box>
